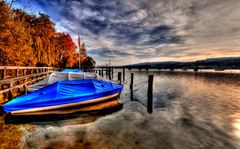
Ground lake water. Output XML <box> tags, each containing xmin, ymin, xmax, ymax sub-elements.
<box><xmin>3</xmin><ymin>70</ymin><xmax>240</xmax><ymax>149</ymax></box>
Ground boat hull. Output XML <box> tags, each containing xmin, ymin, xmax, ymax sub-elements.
<box><xmin>7</xmin><ymin>93</ymin><xmax>121</xmax><ymax>116</ymax></box>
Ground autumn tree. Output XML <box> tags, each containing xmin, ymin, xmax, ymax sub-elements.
<box><xmin>0</xmin><ymin>1</ymin><xmax>94</xmax><ymax>68</ymax></box>
<box><xmin>29</xmin><ymin>13</ymin><xmax>56</xmax><ymax>66</ymax></box>
<box><xmin>0</xmin><ymin>2</ymin><xmax>36</xmax><ymax>66</ymax></box>
<box><xmin>59</xmin><ymin>33</ymin><xmax>78</xmax><ymax>67</ymax></box>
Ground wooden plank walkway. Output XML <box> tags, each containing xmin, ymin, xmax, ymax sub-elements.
<box><xmin>0</xmin><ymin>66</ymin><xmax>54</xmax><ymax>103</ymax></box>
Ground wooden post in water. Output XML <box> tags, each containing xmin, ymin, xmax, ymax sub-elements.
<box><xmin>123</xmin><ymin>67</ymin><xmax>125</xmax><ymax>82</ymax></box>
<box><xmin>130</xmin><ymin>73</ymin><xmax>134</xmax><ymax>90</ymax></box>
<box><xmin>111</xmin><ymin>67</ymin><xmax>114</xmax><ymax>79</ymax></box>
<box><xmin>118</xmin><ymin>72</ymin><xmax>122</xmax><ymax>84</ymax></box>
<box><xmin>130</xmin><ymin>73</ymin><xmax>134</xmax><ymax>101</ymax></box>
<box><xmin>101</xmin><ymin>68</ymin><xmax>104</xmax><ymax>77</ymax></box>
<box><xmin>108</xmin><ymin>67</ymin><xmax>111</xmax><ymax>80</ymax></box>
<box><xmin>105</xmin><ymin>67</ymin><xmax>108</xmax><ymax>78</ymax></box>
<box><xmin>147</xmin><ymin>75</ymin><xmax>154</xmax><ymax>113</ymax></box>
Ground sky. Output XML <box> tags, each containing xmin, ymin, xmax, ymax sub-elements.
<box><xmin>12</xmin><ymin>0</ymin><xmax>240</xmax><ymax>65</ymax></box>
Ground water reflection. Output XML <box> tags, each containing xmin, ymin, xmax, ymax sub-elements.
<box><xmin>232</xmin><ymin>114</ymin><xmax>240</xmax><ymax>141</ymax></box>
<box><xmin>123</xmin><ymin>70</ymin><xmax>240</xmax><ymax>147</ymax></box>
<box><xmin>17</xmin><ymin>70</ymin><xmax>240</xmax><ymax>148</ymax></box>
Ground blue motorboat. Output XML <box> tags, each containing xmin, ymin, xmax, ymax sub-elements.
<box><xmin>2</xmin><ymin>79</ymin><xmax>123</xmax><ymax>115</ymax></box>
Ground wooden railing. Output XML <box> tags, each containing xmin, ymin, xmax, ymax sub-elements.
<box><xmin>0</xmin><ymin>66</ymin><xmax>54</xmax><ymax>103</ymax></box>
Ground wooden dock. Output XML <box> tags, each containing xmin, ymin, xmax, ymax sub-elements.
<box><xmin>0</xmin><ymin>66</ymin><xmax>54</xmax><ymax>103</ymax></box>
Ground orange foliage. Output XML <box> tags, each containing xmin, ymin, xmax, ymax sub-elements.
<box><xmin>0</xmin><ymin>1</ymin><xmax>91</xmax><ymax>67</ymax></box>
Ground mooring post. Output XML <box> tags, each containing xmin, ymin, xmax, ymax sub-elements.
<box><xmin>123</xmin><ymin>67</ymin><xmax>125</xmax><ymax>82</ymax></box>
<box><xmin>118</xmin><ymin>72</ymin><xmax>122</xmax><ymax>84</ymax></box>
<box><xmin>105</xmin><ymin>67</ymin><xmax>108</xmax><ymax>78</ymax></box>
<box><xmin>108</xmin><ymin>67</ymin><xmax>111</xmax><ymax>80</ymax></box>
<box><xmin>111</xmin><ymin>67</ymin><xmax>114</xmax><ymax>79</ymax></box>
<box><xmin>130</xmin><ymin>73</ymin><xmax>134</xmax><ymax>101</ymax></box>
<box><xmin>147</xmin><ymin>75</ymin><xmax>154</xmax><ymax>113</ymax></box>
<box><xmin>130</xmin><ymin>73</ymin><xmax>134</xmax><ymax>90</ymax></box>
<box><xmin>109</xmin><ymin>67</ymin><xmax>112</xmax><ymax>79</ymax></box>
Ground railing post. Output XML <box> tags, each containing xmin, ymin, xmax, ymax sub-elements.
<box><xmin>16</xmin><ymin>67</ymin><xmax>19</xmax><ymax>77</ymax></box>
<box><xmin>147</xmin><ymin>75</ymin><xmax>154</xmax><ymax>113</ymax></box>
<box><xmin>47</xmin><ymin>67</ymin><xmax>50</xmax><ymax>77</ymax></box>
<box><xmin>23</xmin><ymin>69</ymin><xmax>27</xmax><ymax>76</ymax></box>
<box><xmin>2</xmin><ymin>67</ymin><xmax>6</xmax><ymax>79</ymax></box>
<box><xmin>8</xmin><ymin>81</ymin><xmax>13</xmax><ymax>100</ymax></box>
<box><xmin>36</xmin><ymin>68</ymin><xmax>39</xmax><ymax>74</ymax></box>
<box><xmin>23</xmin><ymin>85</ymin><xmax>28</xmax><ymax>95</ymax></box>
<box><xmin>118</xmin><ymin>72</ymin><xmax>122</xmax><ymax>84</ymax></box>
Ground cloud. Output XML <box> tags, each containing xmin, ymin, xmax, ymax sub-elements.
<box><xmin>23</xmin><ymin>0</ymin><xmax>240</xmax><ymax>65</ymax></box>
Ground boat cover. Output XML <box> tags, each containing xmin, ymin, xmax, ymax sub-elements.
<box><xmin>3</xmin><ymin>79</ymin><xmax>123</xmax><ymax>113</ymax></box>
<box><xmin>28</xmin><ymin>72</ymin><xmax>99</xmax><ymax>92</ymax></box>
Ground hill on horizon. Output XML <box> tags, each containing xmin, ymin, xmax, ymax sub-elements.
<box><xmin>126</xmin><ymin>57</ymin><xmax>240</xmax><ymax>69</ymax></box>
